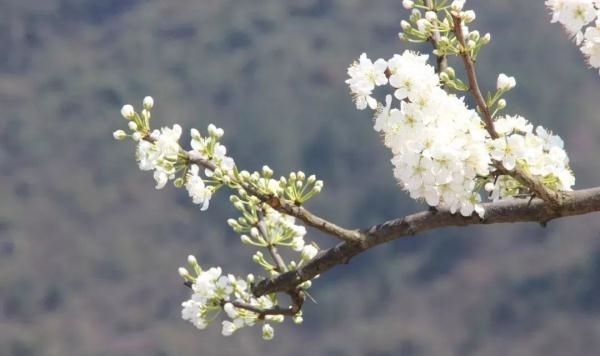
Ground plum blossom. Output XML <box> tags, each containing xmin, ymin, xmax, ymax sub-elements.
<box><xmin>346</xmin><ymin>53</ymin><xmax>388</xmax><ymax>109</ymax></box>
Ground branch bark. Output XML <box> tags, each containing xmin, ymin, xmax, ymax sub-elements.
<box><xmin>252</xmin><ymin>186</ymin><xmax>600</xmax><ymax>297</ymax></box>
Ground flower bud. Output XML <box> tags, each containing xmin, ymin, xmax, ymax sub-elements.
<box><xmin>451</xmin><ymin>0</ymin><xmax>465</xmax><ymax>11</ymax></box>
<box><xmin>416</xmin><ymin>18</ymin><xmax>430</xmax><ymax>32</ymax></box>
<box><xmin>188</xmin><ymin>255</ymin><xmax>198</xmax><ymax>266</ymax></box>
<box><xmin>400</xmin><ymin>20</ymin><xmax>411</xmax><ymax>31</ymax></box>
<box><xmin>120</xmin><ymin>104</ymin><xmax>135</xmax><ymax>120</ymax></box>
<box><xmin>143</xmin><ymin>96</ymin><xmax>154</xmax><ymax>110</ymax></box>
<box><xmin>462</xmin><ymin>10</ymin><xmax>476</xmax><ymax>23</ymax></box>
<box><xmin>270</xmin><ymin>315</ymin><xmax>284</xmax><ymax>323</ymax></box>
<box><xmin>262</xmin><ymin>324</ymin><xmax>274</xmax><ymax>340</ymax></box>
<box><xmin>112</xmin><ymin>129</ymin><xmax>127</xmax><ymax>140</ymax></box>
<box><xmin>240</xmin><ymin>235</ymin><xmax>252</xmax><ymax>245</ymax></box>
<box><xmin>469</xmin><ymin>30</ymin><xmax>480</xmax><ymax>42</ymax></box>
<box><xmin>233</xmin><ymin>201</ymin><xmax>245</xmax><ymax>212</ymax></box>
<box><xmin>299</xmin><ymin>280</ymin><xmax>312</xmax><ymax>289</ymax></box>
<box><xmin>481</xmin><ymin>33</ymin><xmax>491</xmax><ymax>44</ymax></box>
<box><xmin>438</xmin><ymin>35</ymin><xmax>450</xmax><ymax>46</ymax></box>
<box><xmin>402</xmin><ymin>0</ymin><xmax>414</xmax><ymax>9</ymax></box>
<box><xmin>262</xmin><ymin>165</ymin><xmax>273</xmax><ymax>177</ymax></box>
<box><xmin>313</xmin><ymin>181</ymin><xmax>323</xmax><ymax>193</ymax></box>
<box><xmin>224</xmin><ymin>303</ymin><xmax>237</xmax><ymax>319</ymax></box>
<box><xmin>301</xmin><ymin>244</ymin><xmax>319</xmax><ymax>261</ymax></box>
<box><xmin>208</xmin><ymin>124</ymin><xmax>217</xmax><ymax>136</ymax></box>
<box><xmin>128</xmin><ymin>121</ymin><xmax>138</xmax><ymax>131</ymax></box>
<box><xmin>425</xmin><ymin>11</ymin><xmax>437</xmax><ymax>22</ymax></box>
<box><xmin>497</xmin><ymin>98</ymin><xmax>507</xmax><ymax>109</ymax></box>
<box><xmin>132</xmin><ymin>132</ymin><xmax>142</xmax><ymax>141</ymax></box>
<box><xmin>178</xmin><ymin>267</ymin><xmax>189</xmax><ymax>277</ymax></box>
<box><xmin>293</xmin><ymin>315</ymin><xmax>304</xmax><ymax>324</ymax></box>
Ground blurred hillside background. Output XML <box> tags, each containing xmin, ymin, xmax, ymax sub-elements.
<box><xmin>1</xmin><ymin>0</ymin><xmax>600</xmax><ymax>355</ymax></box>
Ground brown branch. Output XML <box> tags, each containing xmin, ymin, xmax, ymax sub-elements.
<box><xmin>187</xmin><ymin>151</ymin><xmax>363</xmax><ymax>244</ymax></box>
<box><xmin>252</xmin><ymin>186</ymin><xmax>600</xmax><ymax>296</ymax></box>
<box><xmin>230</xmin><ymin>299</ymin><xmax>301</xmax><ymax>319</ymax></box>
<box><xmin>451</xmin><ymin>14</ymin><xmax>497</xmax><ymax>139</ymax></box>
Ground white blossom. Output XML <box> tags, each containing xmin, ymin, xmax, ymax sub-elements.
<box><xmin>496</xmin><ymin>73</ymin><xmax>516</xmax><ymax>91</ymax></box>
<box><xmin>346</xmin><ymin>53</ymin><xmax>388</xmax><ymax>110</ymax></box>
<box><xmin>185</xmin><ymin>164</ymin><xmax>212</xmax><ymax>210</ymax></box>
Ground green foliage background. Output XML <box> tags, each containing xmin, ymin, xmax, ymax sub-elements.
<box><xmin>1</xmin><ymin>1</ymin><xmax>600</xmax><ymax>355</ymax></box>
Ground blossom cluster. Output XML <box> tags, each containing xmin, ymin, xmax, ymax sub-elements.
<box><xmin>546</xmin><ymin>0</ymin><xmax>600</xmax><ymax>72</ymax></box>
<box><xmin>179</xmin><ymin>200</ymin><xmax>315</xmax><ymax>339</ymax></box>
<box><xmin>486</xmin><ymin>116</ymin><xmax>574</xmax><ymax>199</ymax></box>
<box><xmin>113</xmin><ymin>97</ymin><xmax>235</xmax><ymax>210</ymax></box>
<box><xmin>114</xmin><ymin>99</ymin><xmax>322</xmax><ymax>339</ymax></box>
<box><xmin>347</xmin><ymin>30</ymin><xmax>574</xmax><ymax>216</ymax></box>
<box><xmin>234</xmin><ymin>205</ymin><xmax>319</xmax><ymax>268</ymax></box>
<box><xmin>179</xmin><ymin>256</ymin><xmax>289</xmax><ymax>340</ymax></box>
<box><xmin>350</xmin><ymin>50</ymin><xmax>491</xmax><ymax>217</ymax></box>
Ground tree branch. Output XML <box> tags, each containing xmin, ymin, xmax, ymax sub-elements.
<box><xmin>186</xmin><ymin>150</ymin><xmax>363</xmax><ymax>244</ymax></box>
<box><xmin>451</xmin><ymin>14</ymin><xmax>496</xmax><ymax>139</ymax></box>
<box><xmin>252</xmin><ymin>186</ymin><xmax>600</xmax><ymax>296</ymax></box>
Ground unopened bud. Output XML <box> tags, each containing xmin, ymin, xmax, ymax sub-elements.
<box><xmin>112</xmin><ymin>130</ymin><xmax>127</xmax><ymax>140</ymax></box>
<box><xmin>262</xmin><ymin>165</ymin><xmax>273</xmax><ymax>177</ymax></box>
<box><xmin>462</xmin><ymin>10</ymin><xmax>476</xmax><ymax>23</ymax></box>
<box><xmin>178</xmin><ymin>267</ymin><xmax>192</xmax><ymax>281</ymax></box>
<box><xmin>187</xmin><ymin>255</ymin><xmax>198</xmax><ymax>266</ymax></box>
<box><xmin>143</xmin><ymin>96</ymin><xmax>154</xmax><ymax>110</ymax></box>
<box><xmin>451</xmin><ymin>0</ymin><xmax>465</xmax><ymax>11</ymax></box>
<box><xmin>497</xmin><ymin>99</ymin><xmax>507</xmax><ymax>109</ymax></box>
<box><xmin>481</xmin><ymin>33</ymin><xmax>491</xmax><ymax>44</ymax></box>
<box><xmin>120</xmin><ymin>104</ymin><xmax>135</xmax><ymax>120</ymax></box>
<box><xmin>240</xmin><ymin>235</ymin><xmax>252</xmax><ymax>245</ymax></box>
<box><xmin>402</xmin><ymin>0</ymin><xmax>414</xmax><ymax>9</ymax></box>
<box><xmin>425</xmin><ymin>11</ymin><xmax>437</xmax><ymax>21</ymax></box>
<box><xmin>262</xmin><ymin>324</ymin><xmax>274</xmax><ymax>340</ymax></box>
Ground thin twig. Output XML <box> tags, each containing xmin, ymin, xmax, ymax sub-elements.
<box><xmin>230</xmin><ymin>300</ymin><xmax>299</xmax><ymax>318</ymax></box>
<box><xmin>184</xmin><ymin>149</ymin><xmax>363</xmax><ymax>244</ymax></box>
<box><xmin>257</xmin><ymin>210</ymin><xmax>288</xmax><ymax>273</ymax></box>
<box><xmin>424</xmin><ymin>0</ymin><xmax>448</xmax><ymax>73</ymax></box>
<box><xmin>451</xmin><ymin>14</ymin><xmax>497</xmax><ymax>138</ymax></box>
